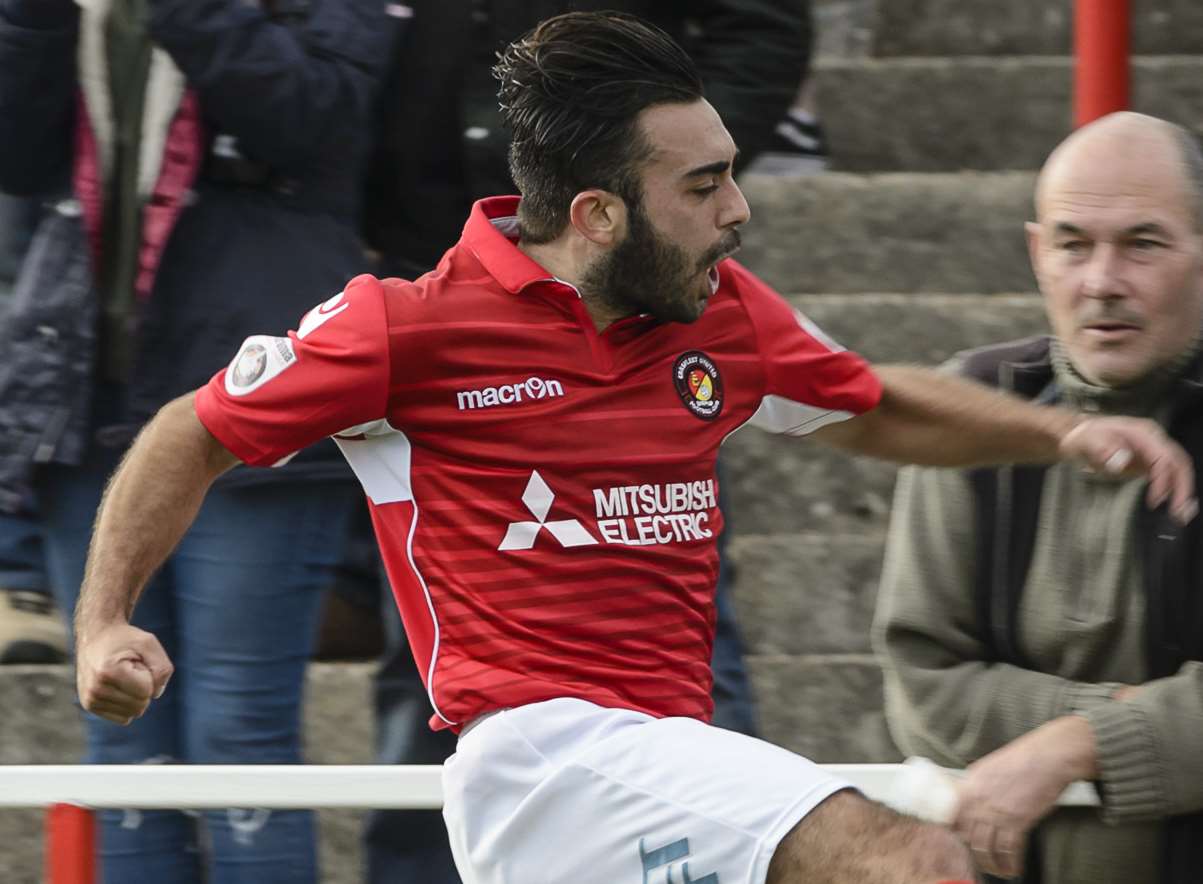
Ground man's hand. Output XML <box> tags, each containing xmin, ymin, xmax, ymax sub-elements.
<box><xmin>953</xmin><ymin>716</ymin><xmax>1098</xmax><ymax>879</ymax></box>
<box><xmin>76</xmin><ymin>625</ymin><xmax>174</xmax><ymax>725</ymax></box>
<box><xmin>1060</xmin><ymin>417</ymin><xmax>1197</xmax><ymax>524</ymax></box>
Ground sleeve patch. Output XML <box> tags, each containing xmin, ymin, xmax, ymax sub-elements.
<box><xmin>224</xmin><ymin>335</ymin><xmax>297</xmax><ymax>397</ymax></box>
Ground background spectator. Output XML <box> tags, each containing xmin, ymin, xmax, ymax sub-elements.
<box><xmin>0</xmin><ymin>193</ymin><xmax>64</xmax><ymax>665</ymax></box>
<box><xmin>0</xmin><ymin>0</ymin><xmax>401</xmax><ymax>878</ymax></box>
<box><xmin>744</xmin><ymin>78</ymin><xmax>829</xmax><ymax>176</ymax></box>
<box><xmin>0</xmin><ymin>194</ymin><xmax>36</xmax><ymax>294</ymax></box>
<box><xmin>875</xmin><ymin>112</ymin><xmax>1203</xmax><ymax>883</ymax></box>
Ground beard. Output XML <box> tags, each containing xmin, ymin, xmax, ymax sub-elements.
<box><xmin>581</xmin><ymin>199</ymin><xmax>740</xmax><ymax>325</ymax></box>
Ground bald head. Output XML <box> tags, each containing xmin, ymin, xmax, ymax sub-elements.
<box><xmin>1036</xmin><ymin>112</ymin><xmax>1203</xmax><ymax>229</ymax></box>
<box><xmin>1027</xmin><ymin>112</ymin><xmax>1203</xmax><ymax>389</ymax></box>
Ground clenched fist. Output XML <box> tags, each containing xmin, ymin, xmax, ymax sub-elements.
<box><xmin>76</xmin><ymin>624</ymin><xmax>174</xmax><ymax>725</ymax></box>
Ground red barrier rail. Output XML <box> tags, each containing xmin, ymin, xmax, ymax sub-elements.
<box><xmin>45</xmin><ymin>804</ymin><xmax>95</xmax><ymax>884</ymax></box>
<box><xmin>1074</xmin><ymin>0</ymin><xmax>1131</xmax><ymax>126</ymax></box>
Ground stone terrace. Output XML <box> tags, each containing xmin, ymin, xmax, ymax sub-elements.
<box><xmin>3</xmin><ymin>2</ymin><xmax>1195</xmax><ymax>880</ymax></box>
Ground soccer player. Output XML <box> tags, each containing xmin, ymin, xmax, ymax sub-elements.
<box><xmin>72</xmin><ymin>12</ymin><xmax>1196</xmax><ymax>884</ymax></box>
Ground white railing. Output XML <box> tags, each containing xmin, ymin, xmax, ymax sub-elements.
<box><xmin>5</xmin><ymin>763</ymin><xmax>1100</xmax><ymax>883</ymax></box>
<box><xmin>0</xmin><ymin>762</ymin><xmax>1099</xmax><ymax>811</ymax></box>
<box><xmin>1</xmin><ymin>764</ymin><xmax>447</xmax><ymax>809</ymax></box>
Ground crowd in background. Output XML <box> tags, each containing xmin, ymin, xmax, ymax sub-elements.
<box><xmin>7</xmin><ymin>2</ymin><xmax>1200</xmax><ymax>883</ymax></box>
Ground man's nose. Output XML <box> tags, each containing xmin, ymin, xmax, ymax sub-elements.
<box><xmin>722</xmin><ymin>179</ymin><xmax>751</xmax><ymax>228</ymax></box>
<box><xmin>1082</xmin><ymin>243</ymin><xmax>1123</xmax><ymax>298</ymax></box>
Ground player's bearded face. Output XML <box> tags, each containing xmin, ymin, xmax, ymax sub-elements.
<box><xmin>583</xmin><ymin>197</ymin><xmax>738</xmax><ymax>324</ymax></box>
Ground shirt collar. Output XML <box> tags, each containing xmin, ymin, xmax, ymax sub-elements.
<box><xmin>463</xmin><ymin>196</ymin><xmax>559</xmax><ymax>295</ymax></box>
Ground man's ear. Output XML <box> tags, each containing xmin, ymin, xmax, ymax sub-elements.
<box><xmin>569</xmin><ymin>189</ymin><xmax>627</xmax><ymax>247</ymax></box>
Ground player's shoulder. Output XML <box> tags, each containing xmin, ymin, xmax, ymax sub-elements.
<box><xmin>710</xmin><ymin>258</ymin><xmax>794</xmax><ymax>324</ymax></box>
<box><xmin>346</xmin><ymin>272</ymin><xmax>413</xmax><ymax>303</ymax></box>
<box><xmin>342</xmin><ymin>271</ymin><xmax>438</xmax><ymax>327</ymax></box>
<box><xmin>298</xmin><ymin>273</ymin><xmax>387</xmax><ymax>331</ymax></box>
<box><xmin>335</xmin><ymin>273</ymin><xmax>393</xmax><ymax>308</ymax></box>
<box><xmin>375</xmin><ymin>251</ymin><xmax>503</xmax><ymax>315</ymax></box>
<box><xmin>714</xmin><ymin>259</ymin><xmax>784</xmax><ymax>306</ymax></box>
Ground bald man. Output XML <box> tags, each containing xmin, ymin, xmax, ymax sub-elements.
<box><xmin>875</xmin><ymin>112</ymin><xmax>1203</xmax><ymax>884</ymax></box>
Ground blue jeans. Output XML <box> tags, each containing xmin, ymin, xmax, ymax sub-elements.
<box><xmin>37</xmin><ymin>444</ymin><xmax>360</xmax><ymax>884</ymax></box>
<box><xmin>364</xmin><ymin>578</ymin><xmax>461</xmax><ymax>884</ymax></box>
<box><xmin>0</xmin><ymin>504</ymin><xmax>48</xmax><ymax>593</ymax></box>
<box><xmin>364</xmin><ymin>462</ymin><xmax>759</xmax><ymax>884</ymax></box>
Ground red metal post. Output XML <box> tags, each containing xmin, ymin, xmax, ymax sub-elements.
<box><xmin>1074</xmin><ymin>0</ymin><xmax>1131</xmax><ymax>127</ymax></box>
<box><xmin>45</xmin><ymin>804</ymin><xmax>95</xmax><ymax>884</ymax></box>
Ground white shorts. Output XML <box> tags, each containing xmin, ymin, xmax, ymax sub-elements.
<box><xmin>442</xmin><ymin>697</ymin><xmax>851</xmax><ymax>884</ymax></box>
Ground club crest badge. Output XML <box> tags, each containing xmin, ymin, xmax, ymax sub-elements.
<box><xmin>673</xmin><ymin>351</ymin><xmax>723</xmax><ymax>421</ymax></box>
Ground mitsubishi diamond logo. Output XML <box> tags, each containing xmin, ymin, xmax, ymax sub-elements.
<box><xmin>498</xmin><ymin>471</ymin><xmax>599</xmax><ymax>551</ymax></box>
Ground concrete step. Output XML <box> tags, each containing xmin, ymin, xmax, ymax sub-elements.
<box><xmin>814</xmin><ymin>0</ymin><xmax>876</xmax><ymax>59</ymax></box>
<box><xmin>782</xmin><ymin>293</ymin><xmax>1048</xmax><ymax>365</ymax></box>
<box><xmin>738</xmin><ymin>172</ymin><xmax>1039</xmax><ymax>293</ymax></box>
<box><xmin>748</xmin><ymin>654</ymin><xmax>900</xmax><ymax>763</ymax></box>
<box><xmin>730</xmin><ymin>532</ymin><xmax>886</xmax><ymax>656</ymax></box>
<box><xmin>812</xmin><ymin>56</ymin><xmax>1203</xmax><ymax>172</ymax></box>
<box><xmin>873</xmin><ymin>0</ymin><xmax>1203</xmax><ymax>57</ymax></box>
<box><xmin>721</xmin><ymin>293</ymin><xmax>1048</xmax><ymax>536</ymax></box>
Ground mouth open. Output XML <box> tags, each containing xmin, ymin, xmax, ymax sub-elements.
<box><xmin>707</xmin><ymin>264</ymin><xmax>721</xmax><ymax>294</ymax></box>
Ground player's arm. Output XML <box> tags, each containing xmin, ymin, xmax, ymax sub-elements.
<box><xmin>810</xmin><ymin>364</ymin><xmax>1197</xmax><ymax>523</ymax></box>
<box><xmin>73</xmin><ymin>275</ymin><xmax>393</xmax><ymax>724</ymax></box>
<box><xmin>74</xmin><ymin>392</ymin><xmax>241</xmax><ymax>724</ymax></box>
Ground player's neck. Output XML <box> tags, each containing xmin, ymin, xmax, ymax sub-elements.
<box><xmin>517</xmin><ymin>238</ymin><xmax>624</xmax><ymax>333</ymax></box>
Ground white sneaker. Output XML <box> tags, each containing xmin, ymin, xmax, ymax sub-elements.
<box><xmin>744</xmin><ymin>109</ymin><xmax>831</xmax><ymax>177</ymax></box>
<box><xmin>0</xmin><ymin>589</ymin><xmax>68</xmax><ymax>663</ymax></box>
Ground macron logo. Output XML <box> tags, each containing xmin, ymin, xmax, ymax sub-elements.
<box><xmin>498</xmin><ymin>471</ymin><xmax>598</xmax><ymax>551</ymax></box>
<box><xmin>457</xmin><ymin>377</ymin><xmax>564</xmax><ymax>411</ymax></box>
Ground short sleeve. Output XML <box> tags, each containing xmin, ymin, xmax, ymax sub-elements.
<box><xmin>732</xmin><ymin>264</ymin><xmax>882</xmax><ymax>435</ymax></box>
<box><xmin>194</xmin><ymin>273</ymin><xmax>391</xmax><ymax>466</ymax></box>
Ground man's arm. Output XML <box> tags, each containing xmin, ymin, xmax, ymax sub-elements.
<box><xmin>874</xmin><ymin>463</ymin><xmax>1118</xmax><ymax>878</ymax></box>
<box><xmin>957</xmin><ymin>663</ymin><xmax>1203</xmax><ymax>876</ymax></box>
<box><xmin>75</xmin><ymin>276</ymin><xmax>395</xmax><ymax>723</ymax></box>
<box><xmin>812</xmin><ymin>364</ymin><xmax>1197</xmax><ymax>522</ymax></box>
<box><xmin>874</xmin><ymin>465</ymin><xmax>1125</xmax><ymax>766</ymax></box>
<box><xmin>952</xmin><ymin>715</ymin><xmax>1099</xmax><ymax>878</ymax></box>
<box><xmin>74</xmin><ymin>392</ymin><xmax>240</xmax><ymax>724</ymax></box>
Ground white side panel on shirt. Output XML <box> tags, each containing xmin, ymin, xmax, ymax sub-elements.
<box><xmin>333</xmin><ymin>422</ymin><xmax>456</xmax><ymax>725</ymax></box>
<box><xmin>792</xmin><ymin>308</ymin><xmax>846</xmax><ymax>353</ymax></box>
<box><xmin>747</xmin><ymin>394</ymin><xmax>853</xmax><ymax>437</ymax></box>
<box><xmin>333</xmin><ymin>421</ymin><xmax>414</xmax><ymax>504</ymax></box>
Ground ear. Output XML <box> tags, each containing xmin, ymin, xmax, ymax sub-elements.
<box><xmin>1025</xmin><ymin>220</ymin><xmax>1043</xmax><ymax>284</ymax></box>
<box><xmin>568</xmin><ymin>189</ymin><xmax>627</xmax><ymax>247</ymax></box>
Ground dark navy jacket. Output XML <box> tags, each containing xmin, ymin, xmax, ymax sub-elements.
<box><xmin>0</xmin><ymin>0</ymin><xmax>402</xmax><ymax>508</ymax></box>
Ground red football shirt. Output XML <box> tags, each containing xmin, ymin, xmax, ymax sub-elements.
<box><xmin>195</xmin><ymin>196</ymin><xmax>882</xmax><ymax>731</ymax></box>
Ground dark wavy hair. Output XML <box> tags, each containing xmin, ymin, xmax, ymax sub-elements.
<box><xmin>494</xmin><ymin>11</ymin><xmax>704</xmax><ymax>243</ymax></box>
